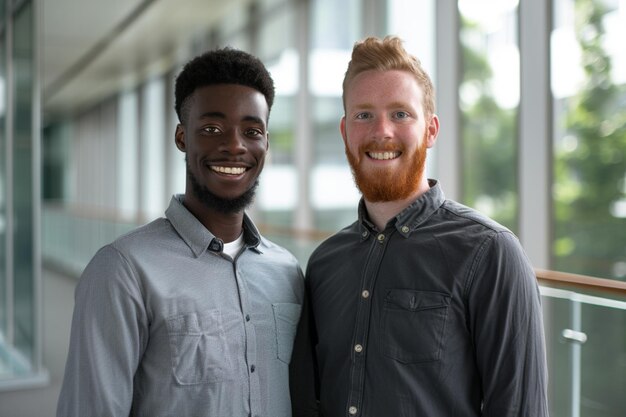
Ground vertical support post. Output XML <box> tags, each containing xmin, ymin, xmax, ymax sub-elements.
<box><xmin>32</xmin><ymin>0</ymin><xmax>44</xmax><ymax>374</ymax></box>
<box><xmin>570</xmin><ymin>298</ymin><xmax>582</xmax><ymax>417</ymax></box>
<box><xmin>434</xmin><ymin>0</ymin><xmax>460</xmax><ymax>201</ymax></box>
<box><xmin>294</xmin><ymin>0</ymin><xmax>313</xmax><ymax>237</ymax></box>
<box><xmin>519</xmin><ymin>0</ymin><xmax>551</xmax><ymax>268</ymax></box>
<box><xmin>5</xmin><ymin>0</ymin><xmax>15</xmax><ymax>347</ymax></box>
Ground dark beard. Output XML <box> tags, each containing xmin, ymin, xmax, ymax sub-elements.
<box><xmin>187</xmin><ymin>159</ymin><xmax>258</xmax><ymax>214</ymax></box>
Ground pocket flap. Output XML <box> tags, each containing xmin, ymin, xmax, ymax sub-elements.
<box><xmin>385</xmin><ymin>289</ymin><xmax>450</xmax><ymax>311</ymax></box>
<box><xmin>167</xmin><ymin>309</ymin><xmax>220</xmax><ymax>334</ymax></box>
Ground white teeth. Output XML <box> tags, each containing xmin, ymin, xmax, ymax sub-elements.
<box><xmin>369</xmin><ymin>151</ymin><xmax>400</xmax><ymax>160</ymax></box>
<box><xmin>211</xmin><ymin>166</ymin><xmax>246</xmax><ymax>175</ymax></box>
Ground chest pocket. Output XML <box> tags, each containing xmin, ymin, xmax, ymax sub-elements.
<box><xmin>166</xmin><ymin>309</ymin><xmax>234</xmax><ymax>385</ymax></box>
<box><xmin>381</xmin><ymin>289</ymin><xmax>451</xmax><ymax>364</ymax></box>
<box><xmin>272</xmin><ymin>303</ymin><xmax>302</xmax><ymax>364</ymax></box>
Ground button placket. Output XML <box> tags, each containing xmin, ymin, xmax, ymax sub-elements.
<box><xmin>347</xmin><ymin>228</ymin><xmax>388</xmax><ymax>417</ymax></box>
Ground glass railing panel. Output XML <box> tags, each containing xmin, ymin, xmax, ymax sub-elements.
<box><xmin>542</xmin><ymin>294</ymin><xmax>574</xmax><ymax>417</ymax></box>
<box><xmin>42</xmin><ymin>206</ymin><xmax>139</xmax><ymax>275</ymax></box>
<box><xmin>540</xmin><ymin>286</ymin><xmax>626</xmax><ymax>417</ymax></box>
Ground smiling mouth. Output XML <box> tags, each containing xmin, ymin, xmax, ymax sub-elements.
<box><xmin>210</xmin><ymin>166</ymin><xmax>247</xmax><ymax>175</ymax></box>
<box><xmin>367</xmin><ymin>151</ymin><xmax>401</xmax><ymax>160</ymax></box>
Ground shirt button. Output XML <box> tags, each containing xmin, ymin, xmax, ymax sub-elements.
<box><xmin>361</xmin><ymin>290</ymin><xmax>370</xmax><ymax>299</ymax></box>
<box><xmin>250</xmin><ymin>365</ymin><xmax>255</xmax><ymax>373</ymax></box>
<box><xmin>401</xmin><ymin>225</ymin><xmax>410</xmax><ymax>233</ymax></box>
<box><xmin>245</xmin><ymin>314</ymin><xmax>251</xmax><ymax>322</ymax></box>
<box><xmin>377</xmin><ymin>233</ymin><xmax>385</xmax><ymax>242</ymax></box>
<box><xmin>361</xmin><ymin>231</ymin><xmax>368</xmax><ymax>238</ymax></box>
<box><xmin>354</xmin><ymin>344</ymin><xmax>363</xmax><ymax>353</ymax></box>
<box><xmin>349</xmin><ymin>406</ymin><xmax>358</xmax><ymax>415</ymax></box>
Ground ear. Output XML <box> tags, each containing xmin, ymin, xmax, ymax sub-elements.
<box><xmin>265</xmin><ymin>131</ymin><xmax>270</xmax><ymax>151</ymax></box>
<box><xmin>425</xmin><ymin>114</ymin><xmax>440</xmax><ymax>148</ymax></box>
<box><xmin>340</xmin><ymin>116</ymin><xmax>348</xmax><ymax>146</ymax></box>
<box><xmin>175</xmin><ymin>124</ymin><xmax>186</xmax><ymax>152</ymax></box>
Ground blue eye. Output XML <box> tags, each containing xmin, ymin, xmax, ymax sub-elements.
<box><xmin>355</xmin><ymin>112</ymin><xmax>371</xmax><ymax>120</ymax></box>
<box><xmin>395</xmin><ymin>111</ymin><xmax>409</xmax><ymax>119</ymax></box>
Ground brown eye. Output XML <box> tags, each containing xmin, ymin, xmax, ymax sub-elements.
<box><xmin>245</xmin><ymin>128</ymin><xmax>264</xmax><ymax>137</ymax></box>
<box><xmin>203</xmin><ymin>126</ymin><xmax>221</xmax><ymax>134</ymax></box>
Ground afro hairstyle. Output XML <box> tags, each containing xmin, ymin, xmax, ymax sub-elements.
<box><xmin>174</xmin><ymin>47</ymin><xmax>275</xmax><ymax>123</ymax></box>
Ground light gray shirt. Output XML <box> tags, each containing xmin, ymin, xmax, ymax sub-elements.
<box><xmin>57</xmin><ymin>195</ymin><xmax>304</xmax><ymax>417</ymax></box>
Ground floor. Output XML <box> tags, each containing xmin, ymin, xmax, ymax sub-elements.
<box><xmin>0</xmin><ymin>268</ymin><xmax>76</xmax><ymax>417</ymax></box>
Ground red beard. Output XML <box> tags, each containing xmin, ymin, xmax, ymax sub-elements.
<box><xmin>345</xmin><ymin>132</ymin><xmax>428</xmax><ymax>202</ymax></box>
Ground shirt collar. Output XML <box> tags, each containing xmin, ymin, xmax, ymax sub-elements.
<box><xmin>165</xmin><ymin>195</ymin><xmax>261</xmax><ymax>257</ymax></box>
<box><xmin>358</xmin><ymin>179</ymin><xmax>446</xmax><ymax>239</ymax></box>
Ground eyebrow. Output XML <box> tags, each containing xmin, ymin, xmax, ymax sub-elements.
<box><xmin>199</xmin><ymin>112</ymin><xmax>266</xmax><ymax>125</ymax></box>
<box><xmin>242</xmin><ymin>115</ymin><xmax>266</xmax><ymax>125</ymax></box>
<box><xmin>199</xmin><ymin>111</ymin><xmax>226</xmax><ymax>119</ymax></box>
<box><xmin>352</xmin><ymin>104</ymin><xmax>374</xmax><ymax>110</ymax></box>
<box><xmin>352</xmin><ymin>101</ymin><xmax>413</xmax><ymax>110</ymax></box>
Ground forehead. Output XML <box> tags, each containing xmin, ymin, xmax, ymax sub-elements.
<box><xmin>186</xmin><ymin>84</ymin><xmax>269</xmax><ymax>120</ymax></box>
<box><xmin>345</xmin><ymin>70</ymin><xmax>424</xmax><ymax>108</ymax></box>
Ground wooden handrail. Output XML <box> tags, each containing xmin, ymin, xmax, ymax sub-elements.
<box><xmin>536</xmin><ymin>268</ymin><xmax>626</xmax><ymax>296</ymax></box>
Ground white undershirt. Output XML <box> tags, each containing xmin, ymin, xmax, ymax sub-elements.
<box><xmin>222</xmin><ymin>233</ymin><xmax>245</xmax><ymax>258</ymax></box>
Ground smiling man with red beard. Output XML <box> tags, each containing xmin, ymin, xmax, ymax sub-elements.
<box><xmin>58</xmin><ymin>49</ymin><xmax>304</xmax><ymax>417</ymax></box>
<box><xmin>290</xmin><ymin>36</ymin><xmax>548</xmax><ymax>417</ymax></box>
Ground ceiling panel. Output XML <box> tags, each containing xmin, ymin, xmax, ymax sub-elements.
<box><xmin>41</xmin><ymin>0</ymin><xmax>247</xmax><ymax>122</ymax></box>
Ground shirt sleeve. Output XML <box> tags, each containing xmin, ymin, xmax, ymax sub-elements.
<box><xmin>289</xmin><ymin>279</ymin><xmax>321</xmax><ymax>417</ymax></box>
<box><xmin>57</xmin><ymin>245</ymin><xmax>148</xmax><ymax>417</ymax></box>
<box><xmin>466</xmin><ymin>231</ymin><xmax>549</xmax><ymax>417</ymax></box>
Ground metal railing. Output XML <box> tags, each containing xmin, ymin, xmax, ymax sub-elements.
<box><xmin>536</xmin><ymin>270</ymin><xmax>626</xmax><ymax>417</ymax></box>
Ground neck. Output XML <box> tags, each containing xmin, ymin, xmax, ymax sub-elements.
<box><xmin>363</xmin><ymin>179</ymin><xmax>431</xmax><ymax>231</ymax></box>
<box><xmin>183</xmin><ymin>193</ymin><xmax>245</xmax><ymax>243</ymax></box>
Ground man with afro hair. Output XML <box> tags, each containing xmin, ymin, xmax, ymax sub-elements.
<box><xmin>58</xmin><ymin>48</ymin><xmax>304</xmax><ymax>417</ymax></box>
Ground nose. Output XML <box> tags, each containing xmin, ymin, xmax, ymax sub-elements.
<box><xmin>219</xmin><ymin>129</ymin><xmax>246</xmax><ymax>154</ymax></box>
<box><xmin>371</xmin><ymin>116</ymin><xmax>393</xmax><ymax>140</ymax></box>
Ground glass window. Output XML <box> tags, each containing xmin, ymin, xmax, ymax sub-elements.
<box><xmin>140</xmin><ymin>77</ymin><xmax>166</xmax><ymax>221</ymax></box>
<box><xmin>117</xmin><ymin>90</ymin><xmax>139</xmax><ymax>220</ymax></box>
<box><xmin>260</xmin><ymin>0</ymin><xmax>285</xmax><ymax>13</ymax></box>
<box><xmin>42</xmin><ymin>123</ymin><xmax>69</xmax><ymax>200</ymax></box>
<box><xmin>256</xmin><ymin>3</ymin><xmax>299</xmax><ymax>229</ymax></box>
<box><xmin>550</xmin><ymin>3</ymin><xmax>626</xmax><ymax>416</ymax></box>
<box><xmin>0</xmin><ymin>14</ymin><xmax>6</xmax><ymax>350</ymax></box>
<box><xmin>310</xmin><ymin>0</ymin><xmax>362</xmax><ymax>232</ymax></box>
<box><xmin>387</xmin><ymin>0</ymin><xmax>436</xmax><ymax>78</ymax></box>
<box><xmin>11</xmin><ymin>0</ymin><xmax>35</xmax><ymax>368</ymax></box>
<box><xmin>166</xmin><ymin>71</ymin><xmax>185</xmax><ymax>201</ymax></box>
<box><xmin>387</xmin><ymin>0</ymin><xmax>436</xmax><ymax>180</ymax></box>
<box><xmin>458</xmin><ymin>0</ymin><xmax>520</xmax><ymax>232</ymax></box>
<box><xmin>551</xmin><ymin>0</ymin><xmax>626</xmax><ymax>280</ymax></box>
<box><xmin>219</xmin><ymin>4</ymin><xmax>250</xmax><ymax>51</ymax></box>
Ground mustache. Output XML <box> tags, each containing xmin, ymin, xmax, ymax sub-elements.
<box><xmin>359</xmin><ymin>141</ymin><xmax>405</xmax><ymax>153</ymax></box>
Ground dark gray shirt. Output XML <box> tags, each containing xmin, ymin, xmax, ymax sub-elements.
<box><xmin>290</xmin><ymin>181</ymin><xmax>548</xmax><ymax>417</ymax></box>
<box><xmin>58</xmin><ymin>195</ymin><xmax>304</xmax><ymax>417</ymax></box>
